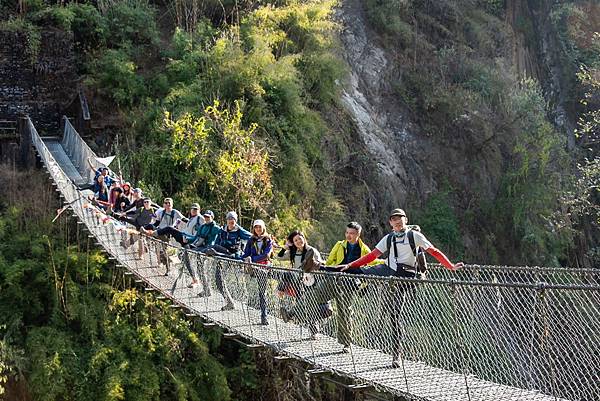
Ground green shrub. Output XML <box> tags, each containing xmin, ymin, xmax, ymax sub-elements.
<box><xmin>103</xmin><ymin>0</ymin><xmax>159</xmax><ymax>47</ymax></box>
<box><xmin>364</xmin><ymin>0</ymin><xmax>413</xmax><ymax>46</ymax></box>
<box><xmin>90</xmin><ymin>49</ymin><xmax>146</xmax><ymax>106</ymax></box>
<box><xmin>416</xmin><ymin>191</ymin><xmax>464</xmax><ymax>258</ymax></box>
<box><xmin>68</xmin><ymin>3</ymin><xmax>107</xmax><ymax>52</ymax></box>
<box><xmin>30</xmin><ymin>5</ymin><xmax>75</xmax><ymax>30</ymax></box>
<box><xmin>297</xmin><ymin>51</ymin><xmax>345</xmax><ymax>105</ymax></box>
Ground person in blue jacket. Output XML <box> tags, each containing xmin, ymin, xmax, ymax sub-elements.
<box><xmin>198</xmin><ymin>211</ymin><xmax>252</xmax><ymax>310</ymax></box>
<box><xmin>205</xmin><ymin>211</ymin><xmax>252</xmax><ymax>259</ymax></box>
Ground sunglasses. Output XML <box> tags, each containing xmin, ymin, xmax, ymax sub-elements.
<box><xmin>144</xmin><ymin>200</ymin><xmax>150</xmax><ymax>204</ymax></box>
<box><xmin>164</xmin><ymin>202</ymin><xmax>171</xmax><ymax>205</ymax></box>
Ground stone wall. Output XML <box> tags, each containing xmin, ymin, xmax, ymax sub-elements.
<box><xmin>0</xmin><ymin>29</ymin><xmax>77</xmax><ymax>134</ymax></box>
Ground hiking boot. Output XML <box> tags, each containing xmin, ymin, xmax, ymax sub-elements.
<box><xmin>280</xmin><ymin>307</ymin><xmax>292</xmax><ymax>323</ymax></box>
<box><xmin>309</xmin><ymin>323</ymin><xmax>320</xmax><ymax>340</ymax></box>
<box><xmin>391</xmin><ymin>357</ymin><xmax>402</xmax><ymax>369</ymax></box>
<box><xmin>187</xmin><ymin>281</ymin><xmax>199</xmax><ymax>288</ymax></box>
<box><xmin>259</xmin><ymin>316</ymin><xmax>269</xmax><ymax>326</ymax></box>
<box><xmin>221</xmin><ymin>302</ymin><xmax>234</xmax><ymax>311</ymax></box>
<box><xmin>341</xmin><ymin>345</ymin><xmax>351</xmax><ymax>354</ymax></box>
<box><xmin>197</xmin><ymin>290</ymin><xmax>211</xmax><ymax>298</ymax></box>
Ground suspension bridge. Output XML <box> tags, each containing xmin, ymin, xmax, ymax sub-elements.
<box><xmin>27</xmin><ymin>116</ymin><xmax>600</xmax><ymax>401</ymax></box>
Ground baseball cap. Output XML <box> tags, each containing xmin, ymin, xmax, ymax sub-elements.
<box><xmin>133</xmin><ymin>188</ymin><xmax>142</xmax><ymax>193</ymax></box>
<box><xmin>253</xmin><ymin>219</ymin><xmax>266</xmax><ymax>229</ymax></box>
<box><xmin>203</xmin><ymin>210</ymin><xmax>214</xmax><ymax>218</ymax></box>
<box><xmin>226</xmin><ymin>211</ymin><xmax>238</xmax><ymax>221</ymax></box>
<box><xmin>389</xmin><ymin>208</ymin><xmax>406</xmax><ymax>218</ymax></box>
<box><xmin>190</xmin><ymin>203</ymin><xmax>200</xmax><ymax>210</ymax></box>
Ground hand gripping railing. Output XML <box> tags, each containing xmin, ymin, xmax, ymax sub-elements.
<box><xmin>29</xmin><ymin>117</ymin><xmax>600</xmax><ymax>401</ymax></box>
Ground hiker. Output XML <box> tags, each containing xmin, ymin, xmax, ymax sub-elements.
<box><xmin>93</xmin><ymin>176</ymin><xmax>109</xmax><ymax>209</ymax></box>
<box><xmin>121</xmin><ymin>197</ymin><xmax>155</xmax><ymax>230</ymax></box>
<box><xmin>139</xmin><ymin>198</ymin><xmax>184</xmax><ymax>272</ymax></box>
<box><xmin>325</xmin><ymin>221</ymin><xmax>379</xmax><ymax>352</ymax></box>
<box><xmin>118</xmin><ymin>188</ymin><xmax>144</xmax><ymax>220</ymax></box>
<box><xmin>276</xmin><ymin>230</ymin><xmax>322</xmax><ymax>271</ymax></box>
<box><xmin>144</xmin><ymin>202</ymin><xmax>202</xmax><ymax>246</ymax></box>
<box><xmin>240</xmin><ymin>219</ymin><xmax>273</xmax><ymax>325</ymax></box>
<box><xmin>193</xmin><ymin>211</ymin><xmax>251</xmax><ymax>307</ymax></box>
<box><xmin>338</xmin><ymin>208</ymin><xmax>463</xmax><ymax>367</ymax></box>
<box><xmin>111</xmin><ymin>187</ymin><xmax>130</xmax><ymax>214</ymax></box>
<box><xmin>118</xmin><ymin>197</ymin><xmax>156</xmax><ymax>259</ymax></box>
<box><xmin>204</xmin><ymin>211</ymin><xmax>252</xmax><ymax>259</ymax></box>
<box><xmin>121</xmin><ymin>182</ymin><xmax>133</xmax><ymax>202</ymax></box>
<box><xmin>190</xmin><ymin>210</ymin><xmax>221</xmax><ymax>250</ymax></box>
<box><xmin>192</xmin><ymin>210</ymin><xmax>224</xmax><ymax>297</ymax></box>
<box><xmin>141</xmin><ymin>198</ymin><xmax>184</xmax><ymax>233</ymax></box>
<box><xmin>277</xmin><ymin>231</ymin><xmax>330</xmax><ymax>338</ymax></box>
<box><xmin>80</xmin><ymin>158</ymin><xmax>117</xmax><ymax>191</ymax></box>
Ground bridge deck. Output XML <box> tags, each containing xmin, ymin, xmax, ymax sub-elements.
<box><xmin>43</xmin><ymin>137</ymin><xmax>88</xmax><ymax>187</ymax></box>
<box><xmin>31</xmin><ymin>119</ymin><xmax>588</xmax><ymax>401</ymax></box>
<box><xmin>121</xmin><ymin>255</ymin><xmax>563</xmax><ymax>401</ymax></box>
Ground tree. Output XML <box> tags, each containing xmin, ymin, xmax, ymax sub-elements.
<box><xmin>163</xmin><ymin>100</ymin><xmax>273</xmax><ymax>217</ymax></box>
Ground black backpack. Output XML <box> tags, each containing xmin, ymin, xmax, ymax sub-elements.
<box><xmin>382</xmin><ymin>226</ymin><xmax>428</xmax><ymax>274</ymax></box>
<box><xmin>157</xmin><ymin>209</ymin><xmax>176</xmax><ymax>226</ymax></box>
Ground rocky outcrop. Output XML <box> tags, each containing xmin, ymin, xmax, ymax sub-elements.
<box><xmin>337</xmin><ymin>0</ymin><xmax>435</xmax><ymax>213</ymax></box>
<box><xmin>336</xmin><ymin>0</ymin><xmax>507</xmax><ymax>250</ymax></box>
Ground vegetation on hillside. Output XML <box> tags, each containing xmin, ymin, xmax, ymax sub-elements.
<box><xmin>360</xmin><ymin>0</ymin><xmax>599</xmax><ymax>266</ymax></box>
<box><xmin>0</xmin><ymin>170</ymin><xmax>236</xmax><ymax>400</ymax></box>
<box><xmin>0</xmin><ymin>0</ymin><xmax>598</xmax><ymax>399</ymax></box>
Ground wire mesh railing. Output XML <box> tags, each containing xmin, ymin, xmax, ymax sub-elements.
<box><xmin>30</xmin><ymin>117</ymin><xmax>600</xmax><ymax>401</ymax></box>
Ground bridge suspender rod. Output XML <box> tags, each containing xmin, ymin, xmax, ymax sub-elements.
<box><xmin>450</xmin><ymin>283</ymin><xmax>472</xmax><ymax>401</ymax></box>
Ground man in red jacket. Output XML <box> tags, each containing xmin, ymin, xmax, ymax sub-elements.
<box><xmin>338</xmin><ymin>208</ymin><xmax>463</xmax><ymax>367</ymax></box>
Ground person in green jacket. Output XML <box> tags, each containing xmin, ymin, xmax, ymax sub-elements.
<box><xmin>326</xmin><ymin>222</ymin><xmax>377</xmax><ymax>352</ymax></box>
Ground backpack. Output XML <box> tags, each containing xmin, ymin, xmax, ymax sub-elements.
<box><xmin>382</xmin><ymin>226</ymin><xmax>428</xmax><ymax>274</ymax></box>
<box><xmin>157</xmin><ymin>209</ymin><xmax>176</xmax><ymax>226</ymax></box>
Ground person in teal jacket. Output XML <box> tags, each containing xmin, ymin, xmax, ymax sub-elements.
<box><xmin>189</xmin><ymin>210</ymin><xmax>221</xmax><ymax>250</ymax></box>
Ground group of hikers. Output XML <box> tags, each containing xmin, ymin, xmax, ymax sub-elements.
<box><xmin>83</xmin><ymin>160</ymin><xmax>463</xmax><ymax>367</ymax></box>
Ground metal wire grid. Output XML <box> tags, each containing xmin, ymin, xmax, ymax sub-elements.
<box><xmin>30</xmin><ymin>117</ymin><xmax>600</xmax><ymax>401</ymax></box>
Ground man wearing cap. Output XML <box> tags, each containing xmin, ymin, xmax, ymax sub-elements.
<box><xmin>196</xmin><ymin>211</ymin><xmax>252</xmax><ymax>307</ymax></box>
<box><xmin>119</xmin><ymin>195</ymin><xmax>154</xmax><ymax>229</ymax></box>
<box><xmin>143</xmin><ymin>198</ymin><xmax>184</xmax><ymax>232</ymax></box>
<box><xmin>189</xmin><ymin>210</ymin><xmax>221</xmax><ymax>250</ymax></box>
<box><xmin>338</xmin><ymin>208</ymin><xmax>463</xmax><ymax>367</ymax></box>
<box><xmin>205</xmin><ymin>211</ymin><xmax>252</xmax><ymax>259</ymax></box>
<box><xmin>118</xmin><ymin>197</ymin><xmax>156</xmax><ymax>255</ymax></box>
<box><xmin>146</xmin><ymin>202</ymin><xmax>203</xmax><ymax>246</ymax></box>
